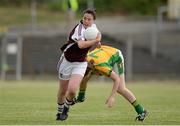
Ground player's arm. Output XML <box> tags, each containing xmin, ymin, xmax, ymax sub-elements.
<box><xmin>77</xmin><ymin>32</ymin><xmax>101</xmax><ymax>49</ymax></box>
<box><xmin>105</xmin><ymin>71</ymin><xmax>120</xmax><ymax>108</ymax></box>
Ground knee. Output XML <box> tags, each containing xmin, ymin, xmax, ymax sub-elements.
<box><xmin>117</xmin><ymin>87</ymin><xmax>127</xmax><ymax>94</ymax></box>
<box><xmin>68</xmin><ymin>90</ymin><xmax>76</xmax><ymax>97</ymax></box>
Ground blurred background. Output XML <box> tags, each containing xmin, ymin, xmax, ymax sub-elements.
<box><xmin>1</xmin><ymin>0</ymin><xmax>180</xmax><ymax>125</ymax></box>
<box><xmin>0</xmin><ymin>0</ymin><xmax>180</xmax><ymax>81</ymax></box>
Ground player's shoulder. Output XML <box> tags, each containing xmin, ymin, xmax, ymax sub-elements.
<box><xmin>91</xmin><ymin>23</ymin><xmax>97</xmax><ymax>28</ymax></box>
<box><xmin>101</xmin><ymin>45</ymin><xmax>118</xmax><ymax>50</ymax></box>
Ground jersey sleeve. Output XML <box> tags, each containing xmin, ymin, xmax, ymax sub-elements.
<box><xmin>71</xmin><ymin>25</ymin><xmax>81</xmax><ymax>42</ymax></box>
<box><xmin>91</xmin><ymin>24</ymin><xmax>97</xmax><ymax>28</ymax></box>
<box><xmin>71</xmin><ymin>24</ymin><xmax>85</xmax><ymax>41</ymax></box>
<box><xmin>71</xmin><ymin>23</ymin><xmax>98</xmax><ymax>42</ymax></box>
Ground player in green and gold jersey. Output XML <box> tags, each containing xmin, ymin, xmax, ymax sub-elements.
<box><xmin>76</xmin><ymin>45</ymin><xmax>148</xmax><ymax>121</ymax></box>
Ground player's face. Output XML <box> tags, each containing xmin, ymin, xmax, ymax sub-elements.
<box><xmin>82</xmin><ymin>13</ymin><xmax>94</xmax><ymax>28</ymax></box>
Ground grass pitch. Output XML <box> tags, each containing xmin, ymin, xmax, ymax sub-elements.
<box><xmin>0</xmin><ymin>79</ymin><xmax>180</xmax><ymax>125</ymax></box>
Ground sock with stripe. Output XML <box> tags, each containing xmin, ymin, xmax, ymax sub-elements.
<box><xmin>132</xmin><ymin>100</ymin><xmax>144</xmax><ymax>114</ymax></box>
<box><xmin>64</xmin><ymin>98</ymin><xmax>73</xmax><ymax>108</ymax></box>
<box><xmin>57</xmin><ymin>103</ymin><xmax>64</xmax><ymax>114</ymax></box>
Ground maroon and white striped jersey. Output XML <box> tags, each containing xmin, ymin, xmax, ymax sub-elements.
<box><xmin>62</xmin><ymin>20</ymin><xmax>97</xmax><ymax>62</ymax></box>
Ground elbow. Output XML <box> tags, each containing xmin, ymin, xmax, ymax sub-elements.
<box><xmin>77</xmin><ymin>41</ymin><xmax>89</xmax><ymax>49</ymax></box>
<box><xmin>77</xmin><ymin>42</ymin><xmax>85</xmax><ymax>49</ymax></box>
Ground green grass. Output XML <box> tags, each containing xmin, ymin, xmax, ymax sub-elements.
<box><xmin>0</xmin><ymin>80</ymin><xmax>180</xmax><ymax>125</ymax></box>
<box><xmin>0</xmin><ymin>7</ymin><xmax>65</xmax><ymax>28</ymax></box>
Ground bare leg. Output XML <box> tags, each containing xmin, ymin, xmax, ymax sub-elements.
<box><xmin>57</xmin><ymin>79</ymin><xmax>69</xmax><ymax>104</ymax></box>
<box><xmin>117</xmin><ymin>74</ymin><xmax>136</xmax><ymax>103</ymax></box>
<box><xmin>117</xmin><ymin>74</ymin><xmax>145</xmax><ymax>116</ymax></box>
<box><xmin>77</xmin><ymin>69</ymin><xmax>93</xmax><ymax>102</ymax></box>
<box><xmin>66</xmin><ymin>74</ymin><xmax>83</xmax><ymax>101</ymax></box>
<box><xmin>79</xmin><ymin>69</ymin><xmax>92</xmax><ymax>91</ymax></box>
<box><xmin>56</xmin><ymin>79</ymin><xmax>69</xmax><ymax>120</ymax></box>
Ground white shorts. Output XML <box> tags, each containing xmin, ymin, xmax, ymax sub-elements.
<box><xmin>57</xmin><ymin>54</ymin><xmax>87</xmax><ymax>80</ymax></box>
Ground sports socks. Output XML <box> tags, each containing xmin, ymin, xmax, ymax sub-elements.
<box><xmin>57</xmin><ymin>103</ymin><xmax>64</xmax><ymax>114</ymax></box>
<box><xmin>77</xmin><ymin>90</ymin><xmax>85</xmax><ymax>101</ymax></box>
<box><xmin>64</xmin><ymin>98</ymin><xmax>73</xmax><ymax>108</ymax></box>
<box><xmin>132</xmin><ymin>100</ymin><xmax>144</xmax><ymax>114</ymax></box>
<box><xmin>57</xmin><ymin>98</ymin><xmax>73</xmax><ymax>113</ymax></box>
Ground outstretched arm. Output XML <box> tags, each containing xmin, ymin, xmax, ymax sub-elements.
<box><xmin>105</xmin><ymin>71</ymin><xmax>120</xmax><ymax>108</ymax></box>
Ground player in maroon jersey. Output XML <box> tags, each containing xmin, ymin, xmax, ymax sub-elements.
<box><xmin>56</xmin><ymin>9</ymin><xmax>101</xmax><ymax>121</ymax></box>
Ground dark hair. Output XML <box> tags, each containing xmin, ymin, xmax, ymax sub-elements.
<box><xmin>83</xmin><ymin>9</ymin><xmax>96</xmax><ymax>20</ymax></box>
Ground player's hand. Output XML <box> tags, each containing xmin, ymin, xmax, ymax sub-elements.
<box><xmin>95</xmin><ymin>32</ymin><xmax>101</xmax><ymax>42</ymax></box>
<box><xmin>96</xmin><ymin>41</ymin><xmax>101</xmax><ymax>48</ymax></box>
<box><xmin>105</xmin><ymin>97</ymin><xmax>115</xmax><ymax>108</ymax></box>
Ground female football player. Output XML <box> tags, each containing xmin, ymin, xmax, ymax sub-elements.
<box><xmin>76</xmin><ymin>45</ymin><xmax>148</xmax><ymax>121</ymax></box>
<box><xmin>56</xmin><ymin>9</ymin><xmax>101</xmax><ymax>121</ymax></box>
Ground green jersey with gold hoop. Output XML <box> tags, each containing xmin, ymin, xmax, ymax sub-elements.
<box><xmin>87</xmin><ymin>45</ymin><xmax>124</xmax><ymax>76</ymax></box>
